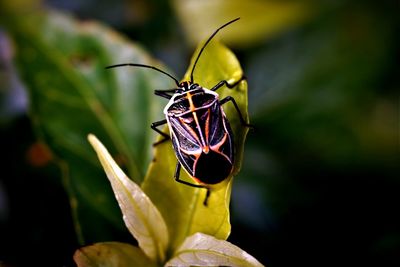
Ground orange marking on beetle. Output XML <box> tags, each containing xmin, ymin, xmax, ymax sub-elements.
<box><xmin>211</xmin><ymin>132</ymin><xmax>228</xmax><ymax>151</ymax></box>
<box><xmin>186</xmin><ymin>91</ymin><xmax>196</xmax><ymax>112</ymax></box>
<box><xmin>186</xmin><ymin>91</ymin><xmax>208</xmax><ymax>151</ymax></box>
<box><xmin>202</xmin><ymin>108</ymin><xmax>211</xmax><ymax>153</ymax></box>
<box><xmin>209</xmin><ymin>133</ymin><xmax>232</xmax><ymax>163</ymax></box>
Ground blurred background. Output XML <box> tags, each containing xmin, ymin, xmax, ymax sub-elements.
<box><xmin>0</xmin><ymin>0</ymin><xmax>399</xmax><ymax>266</ymax></box>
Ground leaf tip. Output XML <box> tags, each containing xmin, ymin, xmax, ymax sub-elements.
<box><xmin>87</xmin><ymin>133</ymin><xmax>103</xmax><ymax>154</ymax></box>
<box><xmin>87</xmin><ymin>133</ymin><xmax>96</xmax><ymax>144</ymax></box>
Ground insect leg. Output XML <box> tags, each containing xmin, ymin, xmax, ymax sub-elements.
<box><xmin>219</xmin><ymin>96</ymin><xmax>253</xmax><ymax>128</ymax></box>
<box><xmin>174</xmin><ymin>162</ymin><xmax>210</xmax><ymax>206</ymax></box>
<box><xmin>174</xmin><ymin>162</ymin><xmax>205</xmax><ymax>188</ymax></box>
<box><xmin>154</xmin><ymin>88</ymin><xmax>177</xmax><ymax>99</ymax></box>
<box><xmin>211</xmin><ymin>75</ymin><xmax>247</xmax><ymax>92</ymax></box>
<box><xmin>203</xmin><ymin>189</ymin><xmax>211</xmax><ymax>206</ymax></box>
<box><xmin>151</xmin><ymin>119</ymin><xmax>170</xmax><ymax>146</ymax></box>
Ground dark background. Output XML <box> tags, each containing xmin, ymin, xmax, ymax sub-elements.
<box><xmin>0</xmin><ymin>0</ymin><xmax>399</xmax><ymax>266</ymax></box>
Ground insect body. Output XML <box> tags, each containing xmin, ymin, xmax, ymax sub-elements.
<box><xmin>165</xmin><ymin>81</ymin><xmax>234</xmax><ymax>186</ymax></box>
<box><xmin>107</xmin><ymin>18</ymin><xmax>250</xmax><ymax>205</ymax></box>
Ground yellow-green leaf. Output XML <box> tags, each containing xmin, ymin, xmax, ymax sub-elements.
<box><xmin>88</xmin><ymin>134</ymin><xmax>168</xmax><ymax>264</ymax></box>
<box><xmin>74</xmin><ymin>242</ymin><xmax>157</xmax><ymax>267</ymax></box>
<box><xmin>166</xmin><ymin>232</ymin><xmax>264</xmax><ymax>267</ymax></box>
<box><xmin>142</xmin><ymin>40</ymin><xmax>249</xmax><ymax>252</ymax></box>
<box><xmin>173</xmin><ymin>0</ymin><xmax>314</xmax><ymax>47</ymax></box>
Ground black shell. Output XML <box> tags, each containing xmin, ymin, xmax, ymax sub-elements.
<box><xmin>165</xmin><ymin>87</ymin><xmax>234</xmax><ymax>184</ymax></box>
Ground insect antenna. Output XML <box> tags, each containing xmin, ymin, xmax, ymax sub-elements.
<box><xmin>106</xmin><ymin>63</ymin><xmax>180</xmax><ymax>87</ymax></box>
<box><xmin>190</xmin><ymin>17</ymin><xmax>240</xmax><ymax>83</ymax></box>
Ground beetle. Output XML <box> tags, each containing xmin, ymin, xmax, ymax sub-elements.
<box><xmin>106</xmin><ymin>17</ymin><xmax>250</xmax><ymax>205</ymax></box>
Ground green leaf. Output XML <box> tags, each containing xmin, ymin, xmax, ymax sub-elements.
<box><xmin>166</xmin><ymin>232</ymin><xmax>264</xmax><ymax>267</ymax></box>
<box><xmin>88</xmin><ymin>134</ymin><xmax>168</xmax><ymax>263</ymax></box>
<box><xmin>2</xmin><ymin>8</ymin><xmax>173</xmax><ymax>241</ymax></box>
<box><xmin>74</xmin><ymin>242</ymin><xmax>157</xmax><ymax>267</ymax></box>
<box><xmin>142</xmin><ymin>40</ymin><xmax>249</xmax><ymax>251</ymax></box>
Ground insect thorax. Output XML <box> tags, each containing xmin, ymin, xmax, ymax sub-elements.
<box><xmin>163</xmin><ymin>86</ymin><xmax>219</xmax><ymax>116</ymax></box>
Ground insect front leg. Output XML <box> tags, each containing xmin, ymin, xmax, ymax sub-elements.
<box><xmin>154</xmin><ymin>88</ymin><xmax>178</xmax><ymax>99</ymax></box>
<box><xmin>151</xmin><ymin>119</ymin><xmax>170</xmax><ymax>146</ymax></box>
<box><xmin>174</xmin><ymin>162</ymin><xmax>211</xmax><ymax>206</ymax></box>
<box><xmin>211</xmin><ymin>75</ymin><xmax>247</xmax><ymax>92</ymax></box>
<box><xmin>219</xmin><ymin>96</ymin><xmax>253</xmax><ymax>128</ymax></box>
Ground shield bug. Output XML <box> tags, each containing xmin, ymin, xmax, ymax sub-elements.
<box><xmin>107</xmin><ymin>17</ymin><xmax>250</xmax><ymax>205</ymax></box>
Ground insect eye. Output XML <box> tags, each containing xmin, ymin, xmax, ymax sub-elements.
<box><xmin>189</xmin><ymin>83</ymin><xmax>198</xmax><ymax>90</ymax></box>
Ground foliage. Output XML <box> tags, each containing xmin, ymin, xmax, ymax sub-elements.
<box><xmin>0</xmin><ymin>0</ymin><xmax>398</xmax><ymax>266</ymax></box>
<box><xmin>75</xmin><ymin>134</ymin><xmax>261</xmax><ymax>266</ymax></box>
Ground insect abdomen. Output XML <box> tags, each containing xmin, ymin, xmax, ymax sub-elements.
<box><xmin>193</xmin><ymin>150</ymin><xmax>232</xmax><ymax>184</ymax></box>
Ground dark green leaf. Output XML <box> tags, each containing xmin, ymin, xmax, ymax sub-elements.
<box><xmin>3</xmin><ymin>9</ymin><xmax>174</xmax><ymax>242</ymax></box>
